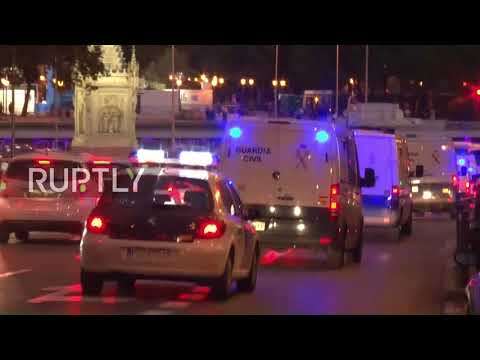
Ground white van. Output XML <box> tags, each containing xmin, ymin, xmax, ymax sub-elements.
<box><xmin>354</xmin><ymin>129</ymin><xmax>413</xmax><ymax>240</ymax></box>
<box><xmin>219</xmin><ymin>117</ymin><xmax>376</xmax><ymax>268</ymax></box>
<box><xmin>406</xmin><ymin>135</ymin><xmax>457</xmax><ymax>215</ymax></box>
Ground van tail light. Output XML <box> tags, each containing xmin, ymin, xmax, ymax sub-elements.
<box><xmin>195</xmin><ymin>218</ymin><xmax>226</xmax><ymax>239</ymax></box>
<box><xmin>329</xmin><ymin>183</ymin><xmax>340</xmax><ymax>217</ymax></box>
<box><xmin>390</xmin><ymin>185</ymin><xmax>400</xmax><ymax>209</ymax></box>
<box><xmin>466</xmin><ymin>181</ymin><xmax>471</xmax><ymax>195</ymax></box>
<box><xmin>86</xmin><ymin>214</ymin><xmax>108</xmax><ymax>234</ymax></box>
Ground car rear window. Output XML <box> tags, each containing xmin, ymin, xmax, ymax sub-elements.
<box><xmin>5</xmin><ymin>159</ymin><xmax>82</xmax><ymax>181</ymax></box>
<box><xmin>106</xmin><ymin>174</ymin><xmax>214</xmax><ymax>213</ymax></box>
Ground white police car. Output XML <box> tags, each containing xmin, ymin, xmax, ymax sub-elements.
<box><xmin>0</xmin><ymin>151</ymin><xmax>107</xmax><ymax>243</ymax></box>
<box><xmin>80</xmin><ymin>150</ymin><xmax>259</xmax><ymax>300</ymax></box>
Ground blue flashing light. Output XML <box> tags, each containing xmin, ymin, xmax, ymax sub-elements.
<box><xmin>458</xmin><ymin>158</ymin><xmax>466</xmax><ymax>167</ymax></box>
<box><xmin>315</xmin><ymin>130</ymin><xmax>329</xmax><ymax>143</ymax></box>
<box><xmin>229</xmin><ymin>127</ymin><xmax>242</xmax><ymax>139</ymax></box>
<box><xmin>468</xmin><ymin>167</ymin><xmax>475</xmax><ymax>173</ymax></box>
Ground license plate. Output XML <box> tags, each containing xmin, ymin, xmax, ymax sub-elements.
<box><xmin>252</xmin><ymin>221</ymin><xmax>266</xmax><ymax>232</ymax></box>
<box><xmin>121</xmin><ymin>247</ymin><xmax>173</xmax><ymax>262</ymax></box>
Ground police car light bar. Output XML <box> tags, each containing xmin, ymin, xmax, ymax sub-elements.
<box><xmin>179</xmin><ymin>151</ymin><xmax>213</xmax><ymax>167</ymax></box>
<box><xmin>136</xmin><ymin>149</ymin><xmax>165</xmax><ymax>163</ymax></box>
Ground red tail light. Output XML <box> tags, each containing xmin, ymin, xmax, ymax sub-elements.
<box><xmin>392</xmin><ymin>185</ymin><xmax>400</xmax><ymax>195</ymax></box>
<box><xmin>93</xmin><ymin>160</ymin><xmax>111</xmax><ymax>165</ymax></box>
<box><xmin>466</xmin><ymin>181</ymin><xmax>471</xmax><ymax>195</ymax></box>
<box><xmin>86</xmin><ymin>215</ymin><xmax>108</xmax><ymax>234</ymax></box>
<box><xmin>329</xmin><ymin>183</ymin><xmax>340</xmax><ymax>216</ymax></box>
<box><xmin>196</xmin><ymin>218</ymin><xmax>226</xmax><ymax>239</ymax></box>
<box><xmin>37</xmin><ymin>159</ymin><xmax>51</xmax><ymax>165</ymax></box>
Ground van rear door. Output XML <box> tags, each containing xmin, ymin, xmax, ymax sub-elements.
<box><xmin>274</xmin><ymin>123</ymin><xmax>334</xmax><ymax>208</ymax></box>
<box><xmin>220</xmin><ymin>121</ymin><xmax>280</xmax><ymax>205</ymax></box>
<box><xmin>355</xmin><ymin>131</ymin><xmax>398</xmax><ymax>211</ymax></box>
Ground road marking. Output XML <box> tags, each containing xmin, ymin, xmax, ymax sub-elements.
<box><xmin>0</xmin><ymin>269</ymin><xmax>31</xmax><ymax>278</ymax></box>
<box><xmin>27</xmin><ymin>283</ymin><xmax>134</xmax><ymax>304</ymax></box>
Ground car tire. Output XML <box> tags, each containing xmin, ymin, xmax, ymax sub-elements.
<box><xmin>211</xmin><ymin>254</ymin><xmax>233</xmax><ymax>301</ymax></box>
<box><xmin>400</xmin><ymin>211</ymin><xmax>413</xmax><ymax>236</ymax></box>
<box><xmin>81</xmin><ymin>269</ymin><xmax>104</xmax><ymax>296</ymax></box>
<box><xmin>117</xmin><ymin>278</ymin><xmax>136</xmax><ymax>296</ymax></box>
<box><xmin>15</xmin><ymin>231</ymin><xmax>29</xmax><ymax>243</ymax></box>
<box><xmin>351</xmin><ymin>230</ymin><xmax>363</xmax><ymax>264</ymax></box>
<box><xmin>237</xmin><ymin>246</ymin><xmax>259</xmax><ymax>293</ymax></box>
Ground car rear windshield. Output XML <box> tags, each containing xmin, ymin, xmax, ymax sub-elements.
<box><xmin>107</xmin><ymin>174</ymin><xmax>214</xmax><ymax>213</ymax></box>
<box><xmin>5</xmin><ymin>159</ymin><xmax>82</xmax><ymax>181</ymax></box>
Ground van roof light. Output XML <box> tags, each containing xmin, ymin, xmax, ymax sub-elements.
<box><xmin>229</xmin><ymin>127</ymin><xmax>242</xmax><ymax>139</ymax></box>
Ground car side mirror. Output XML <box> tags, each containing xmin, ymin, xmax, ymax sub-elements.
<box><xmin>361</xmin><ymin>168</ymin><xmax>376</xmax><ymax>188</ymax></box>
<box><xmin>461</xmin><ymin>166</ymin><xmax>468</xmax><ymax>177</ymax></box>
<box><xmin>455</xmin><ymin>250</ymin><xmax>477</xmax><ymax>267</ymax></box>
<box><xmin>415</xmin><ymin>165</ymin><xmax>424</xmax><ymax>178</ymax></box>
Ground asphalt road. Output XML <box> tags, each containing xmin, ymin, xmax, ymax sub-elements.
<box><xmin>0</xmin><ymin>216</ymin><xmax>453</xmax><ymax>315</ymax></box>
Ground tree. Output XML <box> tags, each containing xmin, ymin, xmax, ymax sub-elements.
<box><xmin>0</xmin><ymin>46</ymin><xmax>105</xmax><ymax>116</ymax></box>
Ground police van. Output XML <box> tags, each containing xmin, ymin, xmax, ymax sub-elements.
<box><xmin>219</xmin><ymin>117</ymin><xmax>375</xmax><ymax>268</ymax></box>
<box><xmin>406</xmin><ymin>135</ymin><xmax>457</xmax><ymax>216</ymax></box>
<box><xmin>354</xmin><ymin>129</ymin><xmax>413</xmax><ymax>240</ymax></box>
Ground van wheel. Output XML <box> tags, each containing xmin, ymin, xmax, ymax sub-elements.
<box><xmin>391</xmin><ymin>227</ymin><xmax>402</xmax><ymax>242</ymax></box>
<box><xmin>400</xmin><ymin>212</ymin><xmax>413</xmax><ymax>236</ymax></box>
<box><xmin>211</xmin><ymin>255</ymin><xmax>233</xmax><ymax>301</ymax></box>
<box><xmin>327</xmin><ymin>227</ymin><xmax>346</xmax><ymax>269</ymax></box>
<box><xmin>352</xmin><ymin>230</ymin><xmax>364</xmax><ymax>263</ymax></box>
<box><xmin>81</xmin><ymin>269</ymin><xmax>104</xmax><ymax>296</ymax></box>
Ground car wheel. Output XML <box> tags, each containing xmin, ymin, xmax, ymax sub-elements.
<box><xmin>117</xmin><ymin>278</ymin><xmax>136</xmax><ymax>296</ymax></box>
<box><xmin>237</xmin><ymin>246</ymin><xmax>259</xmax><ymax>293</ymax></box>
<box><xmin>81</xmin><ymin>269</ymin><xmax>104</xmax><ymax>296</ymax></box>
<box><xmin>211</xmin><ymin>254</ymin><xmax>233</xmax><ymax>301</ymax></box>
<box><xmin>15</xmin><ymin>231</ymin><xmax>29</xmax><ymax>243</ymax></box>
<box><xmin>400</xmin><ymin>211</ymin><xmax>413</xmax><ymax>236</ymax></box>
<box><xmin>351</xmin><ymin>229</ymin><xmax>363</xmax><ymax>264</ymax></box>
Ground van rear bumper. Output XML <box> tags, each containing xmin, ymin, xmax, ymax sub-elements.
<box><xmin>245</xmin><ymin>205</ymin><xmax>337</xmax><ymax>250</ymax></box>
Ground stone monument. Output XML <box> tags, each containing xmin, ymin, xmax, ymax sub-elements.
<box><xmin>72</xmin><ymin>45</ymin><xmax>139</xmax><ymax>156</ymax></box>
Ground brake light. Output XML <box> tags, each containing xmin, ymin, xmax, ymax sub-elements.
<box><xmin>392</xmin><ymin>185</ymin><xmax>400</xmax><ymax>195</ymax></box>
<box><xmin>329</xmin><ymin>183</ymin><xmax>340</xmax><ymax>216</ymax></box>
<box><xmin>37</xmin><ymin>159</ymin><xmax>51</xmax><ymax>165</ymax></box>
<box><xmin>390</xmin><ymin>185</ymin><xmax>400</xmax><ymax>209</ymax></box>
<box><xmin>86</xmin><ymin>215</ymin><xmax>108</xmax><ymax>234</ymax></box>
<box><xmin>466</xmin><ymin>181</ymin><xmax>471</xmax><ymax>195</ymax></box>
<box><xmin>196</xmin><ymin>219</ymin><xmax>226</xmax><ymax>239</ymax></box>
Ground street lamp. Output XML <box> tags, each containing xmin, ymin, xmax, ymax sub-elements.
<box><xmin>39</xmin><ymin>75</ymin><xmax>46</xmax><ymax>82</ymax></box>
<box><xmin>279</xmin><ymin>79</ymin><xmax>286</xmax><ymax>88</ymax></box>
<box><xmin>349</xmin><ymin>77</ymin><xmax>355</xmax><ymax>86</ymax></box>
<box><xmin>248</xmin><ymin>78</ymin><xmax>255</xmax><ymax>86</ymax></box>
<box><xmin>1</xmin><ymin>78</ymin><xmax>10</xmax><ymax>87</ymax></box>
<box><xmin>219</xmin><ymin>77</ymin><xmax>225</xmax><ymax>85</ymax></box>
<box><xmin>240</xmin><ymin>78</ymin><xmax>247</xmax><ymax>86</ymax></box>
<box><xmin>176</xmin><ymin>79</ymin><xmax>182</xmax><ymax>87</ymax></box>
<box><xmin>272</xmin><ymin>80</ymin><xmax>278</xmax><ymax>87</ymax></box>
